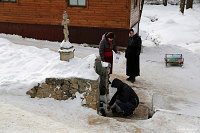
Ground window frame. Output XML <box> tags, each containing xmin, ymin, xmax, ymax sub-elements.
<box><xmin>0</xmin><ymin>0</ymin><xmax>17</xmax><ymax>2</ymax></box>
<box><xmin>69</xmin><ymin>0</ymin><xmax>87</xmax><ymax>7</ymax></box>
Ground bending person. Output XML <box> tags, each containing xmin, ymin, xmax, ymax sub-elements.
<box><xmin>108</xmin><ymin>78</ymin><xmax>139</xmax><ymax>117</ymax></box>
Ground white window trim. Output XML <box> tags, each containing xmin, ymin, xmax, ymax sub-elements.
<box><xmin>69</xmin><ymin>0</ymin><xmax>86</xmax><ymax>7</ymax></box>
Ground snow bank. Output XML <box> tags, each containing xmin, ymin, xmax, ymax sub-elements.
<box><xmin>0</xmin><ymin>38</ymin><xmax>98</xmax><ymax>96</ymax></box>
<box><xmin>141</xmin><ymin>5</ymin><xmax>200</xmax><ymax>55</ymax></box>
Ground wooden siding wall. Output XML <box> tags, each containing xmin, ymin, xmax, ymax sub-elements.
<box><xmin>69</xmin><ymin>26</ymin><xmax>129</xmax><ymax>46</ymax></box>
<box><xmin>0</xmin><ymin>22</ymin><xmax>129</xmax><ymax>46</ymax></box>
<box><xmin>130</xmin><ymin>0</ymin><xmax>140</xmax><ymax>28</ymax></box>
<box><xmin>0</xmin><ymin>22</ymin><xmax>64</xmax><ymax>41</ymax></box>
<box><xmin>0</xmin><ymin>0</ymin><xmax>131</xmax><ymax>29</ymax></box>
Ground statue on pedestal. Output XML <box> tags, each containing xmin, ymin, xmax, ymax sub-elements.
<box><xmin>59</xmin><ymin>11</ymin><xmax>74</xmax><ymax>61</ymax></box>
<box><xmin>62</xmin><ymin>11</ymin><xmax>70</xmax><ymax>42</ymax></box>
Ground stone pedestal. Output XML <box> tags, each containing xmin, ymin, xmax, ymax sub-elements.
<box><xmin>95</xmin><ymin>57</ymin><xmax>111</xmax><ymax>114</ymax></box>
<box><xmin>95</xmin><ymin>57</ymin><xmax>110</xmax><ymax>95</ymax></box>
<box><xmin>58</xmin><ymin>40</ymin><xmax>75</xmax><ymax>61</ymax></box>
<box><xmin>59</xmin><ymin>50</ymin><xmax>74</xmax><ymax>61</ymax></box>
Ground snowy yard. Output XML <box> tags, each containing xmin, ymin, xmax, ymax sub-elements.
<box><xmin>1</xmin><ymin>4</ymin><xmax>200</xmax><ymax>133</ymax></box>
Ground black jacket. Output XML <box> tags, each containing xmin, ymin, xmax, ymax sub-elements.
<box><xmin>109</xmin><ymin>78</ymin><xmax>139</xmax><ymax>107</ymax></box>
<box><xmin>125</xmin><ymin>33</ymin><xmax>141</xmax><ymax>58</ymax></box>
<box><xmin>125</xmin><ymin>33</ymin><xmax>142</xmax><ymax>77</ymax></box>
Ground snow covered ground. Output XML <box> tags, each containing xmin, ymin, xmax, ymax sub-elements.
<box><xmin>1</xmin><ymin>4</ymin><xmax>200</xmax><ymax>133</ymax></box>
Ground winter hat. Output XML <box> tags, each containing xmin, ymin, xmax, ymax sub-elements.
<box><xmin>105</xmin><ymin>32</ymin><xmax>115</xmax><ymax>39</ymax></box>
<box><xmin>130</xmin><ymin>28</ymin><xmax>134</xmax><ymax>32</ymax></box>
<box><xmin>111</xmin><ymin>78</ymin><xmax>124</xmax><ymax>89</ymax></box>
<box><xmin>130</xmin><ymin>28</ymin><xmax>136</xmax><ymax>35</ymax></box>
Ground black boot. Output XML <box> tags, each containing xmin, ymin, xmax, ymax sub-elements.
<box><xmin>131</xmin><ymin>77</ymin><xmax>135</xmax><ymax>83</ymax></box>
<box><xmin>126</xmin><ymin>76</ymin><xmax>133</xmax><ymax>81</ymax></box>
<box><xmin>127</xmin><ymin>76</ymin><xmax>135</xmax><ymax>82</ymax></box>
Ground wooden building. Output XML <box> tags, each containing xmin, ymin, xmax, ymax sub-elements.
<box><xmin>0</xmin><ymin>0</ymin><xmax>140</xmax><ymax>47</ymax></box>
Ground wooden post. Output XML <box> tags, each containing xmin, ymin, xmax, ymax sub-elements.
<box><xmin>186</xmin><ymin>0</ymin><xmax>194</xmax><ymax>9</ymax></box>
<box><xmin>163</xmin><ymin>0</ymin><xmax>167</xmax><ymax>6</ymax></box>
<box><xmin>180</xmin><ymin>0</ymin><xmax>186</xmax><ymax>14</ymax></box>
<box><xmin>138</xmin><ymin>0</ymin><xmax>144</xmax><ymax>35</ymax></box>
<box><xmin>140</xmin><ymin>0</ymin><xmax>144</xmax><ymax>19</ymax></box>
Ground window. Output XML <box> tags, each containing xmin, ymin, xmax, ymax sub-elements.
<box><xmin>0</xmin><ymin>0</ymin><xmax>16</xmax><ymax>2</ymax></box>
<box><xmin>69</xmin><ymin>0</ymin><xmax>86</xmax><ymax>7</ymax></box>
<box><xmin>134</xmin><ymin>0</ymin><xmax>138</xmax><ymax>8</ymax></box>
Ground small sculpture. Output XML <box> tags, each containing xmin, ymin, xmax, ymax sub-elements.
<box><xmin>62</xmin><ymin>11</ymin><xmax>70</xmax><ymax>42</ymax></box>
<box><xmin>59</xmin><ymin>11</ymin><xmax>74</xmax><ymax>61</ymax></box>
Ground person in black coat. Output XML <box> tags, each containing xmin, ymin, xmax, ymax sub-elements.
<box><xmin>108</xmin><ymin>78</ymin><xmax>139</xmax><ymax>117</ymax></box>
<box><xmin>125</xmin><ymin>29</ymin><xmax>142</xmax><ymax>83</ymax></box>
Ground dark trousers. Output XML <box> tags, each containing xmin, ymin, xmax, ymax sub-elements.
<box><xmin>116</xmin><ymin>100</ymin><xmax>135</xmax><ymax>115</ymax></box>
